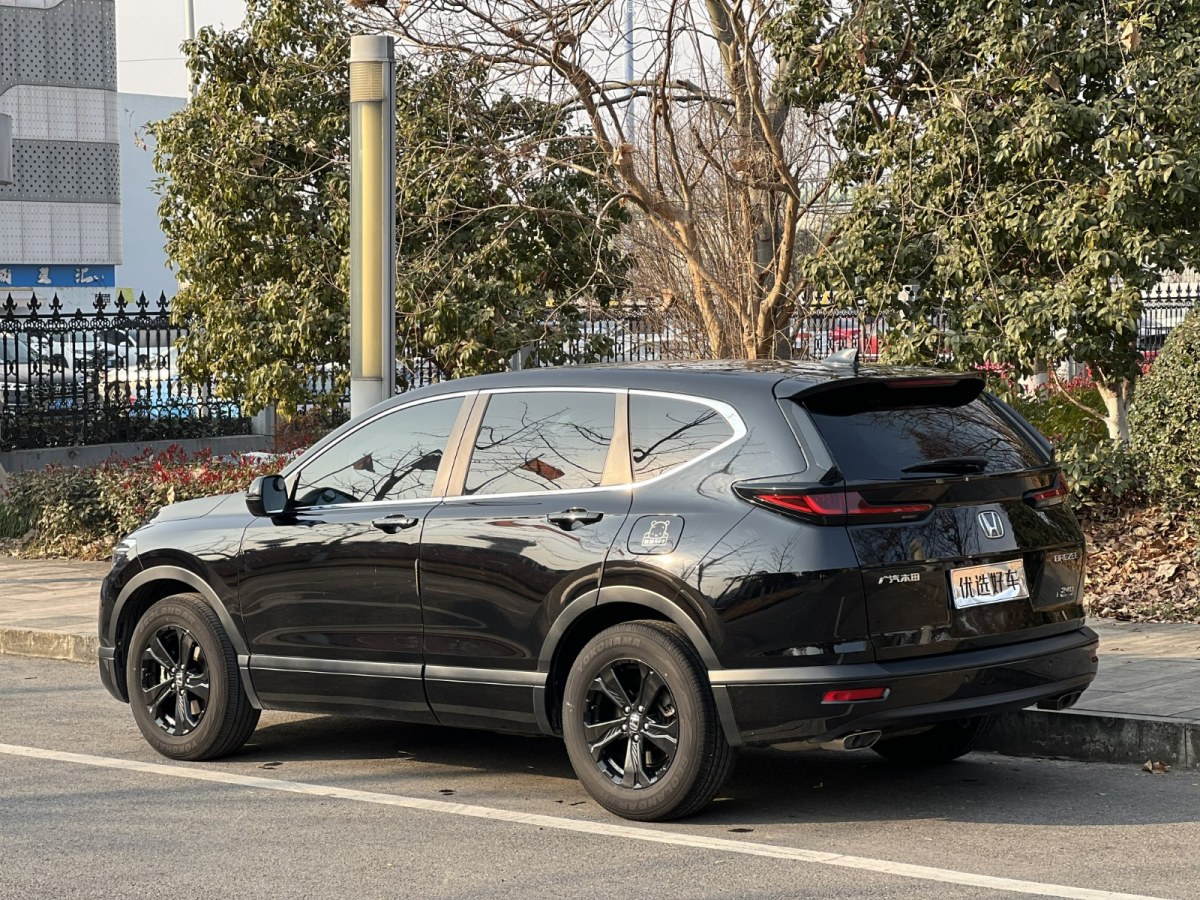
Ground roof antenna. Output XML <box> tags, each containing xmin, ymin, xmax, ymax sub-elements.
<box><xmin>822</xmin><ymin>347</ymin><xmax>859</xmax><ymax>374</ymax></box>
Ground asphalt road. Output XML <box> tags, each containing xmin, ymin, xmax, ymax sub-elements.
<box><xmin>1</xmin><ymin>655</ymin><xmax>1197</xmax><ymax>900</ymax></box>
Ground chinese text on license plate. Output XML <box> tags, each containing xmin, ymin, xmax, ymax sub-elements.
<box><xmin>950</xmin><ymin>559</ymin><xmax>1029</xmax><ymax>609</ymax></box>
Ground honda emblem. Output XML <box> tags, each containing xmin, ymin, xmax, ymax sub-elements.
<box><xmin>978</xmin><ymin>510</ymin><xmax>1005</xmax><ymax>540</ymax></box>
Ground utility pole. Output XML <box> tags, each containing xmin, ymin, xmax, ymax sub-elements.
<box><xmin>348</xmin><ymin>35</ymin><xmax>397</xmax><ymax>417</ymax></box>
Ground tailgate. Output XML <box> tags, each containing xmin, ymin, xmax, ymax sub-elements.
<box><xmin>786</xmin><ymin>373</ymin><xmax>1086</xmax><ymax>660</ymax></box>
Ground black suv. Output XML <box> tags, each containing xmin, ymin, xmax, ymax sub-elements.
<box><xmin>99</xmin><ymin>360</ymin><xmax>1098</xmax><ymax>821</ymax></box>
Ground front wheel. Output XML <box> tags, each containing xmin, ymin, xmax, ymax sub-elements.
<box><xmin>871</xmin><ymin>715</ymin><xmax>995</xmax><ymax>765</ymax></box>
<box><xmin>562</xmin><ymin>621</ymin><xmax>735</xmax><ymax>821</ymax></box>
<box><xmin>125</xmin><ymin>593</ymin><xmax>260</xmax><ymax>760</ymax></box>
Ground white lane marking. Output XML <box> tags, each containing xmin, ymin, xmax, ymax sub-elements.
<box><xmin>0</xmin><ymin>742</ymin><xmax>1163</xmax><ymax>900</ymax></box>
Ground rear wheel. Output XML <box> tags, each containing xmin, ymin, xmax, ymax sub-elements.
<box><xmin>125</xmin><ymin>593</ymin><xmax>259</xmax><ymax>760</ymax></box>
<box><xmin>871</xmin><ymin>715</ymin><xmax>994</xmax><ymax>765</ymax></box>
<box><xmin>562</xmin><ymin>621</ymin><xmax>735</xmax><ymax>821</ymax></box>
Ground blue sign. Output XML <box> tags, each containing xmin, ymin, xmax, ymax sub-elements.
<box><xmin>0</xmin><ymin>264</ymin><xmax>115</xmax><ymax>289</ymax></box>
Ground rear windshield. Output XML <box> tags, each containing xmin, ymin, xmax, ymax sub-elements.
<box><xmin>802</xmin><ymin>396</ymin><xmax>1048</xmax><ymax>481</ymax></box>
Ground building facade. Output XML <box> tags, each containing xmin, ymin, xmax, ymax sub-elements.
<box><xmin>0</xmin><ymin>0</ymin><xmax>121</xmax><ymax>310</ymax></box>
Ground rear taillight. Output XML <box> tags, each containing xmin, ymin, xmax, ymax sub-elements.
<box><xmin>1026</xmin><ymin>474</ymin><xmax>1069</xmax><ymax>509</ymax></box>
<box><xmin>744</xmin><ymin>489</ymin><xmax>933</xmax><ymax>525</ymax></box>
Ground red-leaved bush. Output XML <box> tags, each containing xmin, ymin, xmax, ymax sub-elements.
<box><xmin>3</xmin><ymin>445</ymin><xmax>287</xmax><ymax>559</ymax></box>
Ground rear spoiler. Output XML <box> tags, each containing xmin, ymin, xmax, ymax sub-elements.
<box><xmin>782</xmin><ymin>374</ymin><xmax>986</xmax><ymax>414</ymax></box>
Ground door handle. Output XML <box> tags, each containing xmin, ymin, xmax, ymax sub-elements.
<box><xmin>372</xmin><ymin>514</ymin><xmax>420</xmax><ymax>534</ymax></box>
<box><xmin>548</xmin><ymin>508</ymin><xmax>604</xmax><ymax>530</ymax></box>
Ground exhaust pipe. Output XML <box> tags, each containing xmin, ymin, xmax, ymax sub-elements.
<box><xmin>1037</xmin><ymin>692</ymin><xmax>1082</xmax><ymax>711</ymax></box>
<box><xmin>820</xmin><ymin>730</ymin><xmax>883</xmax><ymax>751</ymax></box>
<box><xmin>771</xmin><ymin>730</ymin><xmax>884</xmax><ymax>752</ymax></box>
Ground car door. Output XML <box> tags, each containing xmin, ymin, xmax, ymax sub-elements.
<box><xmin>239</xmin><ymin>393</ymin><xmax>470</xmax><ymax>721</ymax></box>
<box><xmin>419</xmin><ymin>387</ymin><xmax>633</xmax><ymax>732</ymax></box>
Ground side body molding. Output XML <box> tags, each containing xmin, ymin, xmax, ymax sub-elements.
<box><xmin>112</xmin><ymin>565</ymin><xmax>262</xmax><ymax>709</ymax></box>
<box><xmin>534</xmin><ymin>584</ymin><xmax>743</xmax><ymax>746</ymax></box>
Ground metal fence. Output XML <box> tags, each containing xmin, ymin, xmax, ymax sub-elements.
<box><xmin>0</xmin><ymin>292</ymin><xmax>248</xmax><ymax>452</ymax></box>
<box><xmin>4</xmin><ymin>284</ymin><xmax>1199</xmax><ymax>451</ymax></box>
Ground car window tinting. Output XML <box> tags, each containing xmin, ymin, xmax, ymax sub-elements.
<box><xmin>805</xmin><ymin>398</ymin><xmax>1046</xmax><ymax>481</ymax></box>
<box><xmin>465</xmin><ymin>391</ymin><xmax>615</xmax><ymax>495</ymax></box>
<box><xmin>293</xmin><ymin>397</ymin><xmax>462</xmax><ymax>506</ymax></box>
<box><xmin>630</xmin><ymin>394</ymin><xmax>734</xmax><ymax>482</ymax></box>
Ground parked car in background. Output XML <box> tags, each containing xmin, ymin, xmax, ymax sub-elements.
<box><xmin>98</xmin><ymin>357</ymin><xmax>1097</xmax><ymax>821</ymax></box>
<box><xmin>0</xmin><ymin>333</ymin><xmax>80</xmax><ymax>408</ymax></box>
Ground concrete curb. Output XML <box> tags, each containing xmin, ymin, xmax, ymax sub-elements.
<box><xmin>984</xmin><ymin>708</ymin><xmax>1199</xmax><ymax>769</ymax></box>
<box><xmin>3</xmin><ymin>628</ymin><xmax>1197</xmax><ymax>770</ymax></box>
<box><xmin>0</xmin><ymin>628</ymin><xmax>97</xmax><ymax>665</ymax></box>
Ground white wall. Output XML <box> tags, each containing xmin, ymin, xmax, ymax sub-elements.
<box><xmin>114</xmin><ymin>93</ymin><xmax>185</xmax><ymax>301</ymax></box>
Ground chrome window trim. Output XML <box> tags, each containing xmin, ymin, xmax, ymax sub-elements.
<box><xmin>288</xmin><ymin>385</ymin><xmax>748</xmax><ymax>507</ymax></box>
<box><xmin>443</xmin><ymin>387</ymin><xmax>746</xmax><ymax>500</ymax></box>
<box><xmin>283</xmin><ymin>390</ymin><xmax>476</xmax><ymax>511</ymax></box>
<box><xmin>626</xmin><ymin>389</ymin><xmax>746</xmax><ymax>487</ymax></box>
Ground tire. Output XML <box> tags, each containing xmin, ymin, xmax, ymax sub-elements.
<box><xmin>562</xmin><ymin>621</ymin><xmax>735</xmax><ymax>821</ymax></box>
<box><xmin>125</xmin><ymin>593</ymin><xmax>260</xmax><ymax>761</ymax></box>
<box><xmin>871</xmin><ymin>715</ymin><xmax>995</xmax><ymax>765</ymax></box>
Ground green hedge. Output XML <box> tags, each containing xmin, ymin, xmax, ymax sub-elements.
<box><xmin>1130</xmin><ymin>308</ymin><xmax>1200</xmax><ymax>511</ymax></box>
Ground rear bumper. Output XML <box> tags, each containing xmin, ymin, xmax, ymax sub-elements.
<box><xmin>711</xmin><ymin>627</ymin><xmax>1099</xmax><ymax>747</ymax></box>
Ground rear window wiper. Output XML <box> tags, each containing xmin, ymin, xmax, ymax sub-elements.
<box><xmin>900</xmin><ymin>456</ymin><xmax>988</xmax><ymax>475</ymax></box>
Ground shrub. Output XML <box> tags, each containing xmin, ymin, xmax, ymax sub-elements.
<box><xmin>7</xmin><ymin>446</ymin><xmax>286</xmax><ymax>560</ymax></box>
<box><xmin>0</xmin><ymin>501</ymin><xmax>33</xmax><ymax>539</ymax></box>
<box><xmin>1129</xmin><ymin>308</ymin><xmax>1200</xmax><ymax>511</ymax></box>
<box><xmin>1009</xmin><ymin>380</ymin><xmax>1108</xmax><ymax>448</ymax></box>
<box><xmin>1009</xmin><ymin>378</ymin><xmax>1134</xmax><ymax>509</ymax></box>
<box><xmin>275</xmin><ymin>407</ymin><xmax>349</xmax><ymax>454</ymax></box>
<box><xmin>1053</xmin><ymin>437</ymin><xmax>1141</xmax><ymax>511</ymax></box>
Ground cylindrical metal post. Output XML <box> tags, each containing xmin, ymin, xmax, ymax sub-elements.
<box><xmin>349</xmin><ymin>35</ymin><xmax>397</xmax><ymax>417</ymax></box>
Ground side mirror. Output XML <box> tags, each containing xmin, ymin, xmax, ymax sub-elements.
<box><xmin>246</xmin><ymin>474</ymin><xmax>289</xmax><ymax>517</ymax></box>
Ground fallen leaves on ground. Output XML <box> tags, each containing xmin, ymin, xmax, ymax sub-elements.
<box><xmin>1083</xmin><ymin>505</ymin><xmax>1200</xmax><ymax>623</ymax></box>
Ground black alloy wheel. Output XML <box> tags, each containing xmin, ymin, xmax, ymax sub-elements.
<box><xmin>139</xmin><ymin>624</ymin><xmax>209</xmax><ymax>737</ymax></box>
<box><xmin>583</xmin><ymin>659</ymin><xmax>680</xmax><ymax>789</ymax></box>
<box><xmin>126</xmin><ymin>593</ymin><xmax>260</xmax><ymax>760</ymax></box>
<box><xmin>563</xmin><ymin>621</ymin><xmax>735</xmax><ymax>821</ymax></box>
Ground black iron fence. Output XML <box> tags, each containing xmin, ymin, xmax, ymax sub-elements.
<box><xmin>4</xmin><ymin>284</ymin><xmax>1199</xmax><ymax>452</ymax></box>
<box><xmin>0</xmin><ymin>293</ymin><xmax>248</xmax><ymax>452</ymax></box>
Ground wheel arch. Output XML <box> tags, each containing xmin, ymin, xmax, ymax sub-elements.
<box><xmin>110</xmin><ymin>565</ymin><xmax>257</xmax><ymax>707</ymax></box>
<box><xmin>536</xmin><ymin>584</ymin><xmax>742</xmax><ymax>746</ymax></box>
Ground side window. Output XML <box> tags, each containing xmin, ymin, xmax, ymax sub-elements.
<box><xmin>293</xmin><ymin>397</ymin><xmax>462</xmax><ymax>506</ymax></box>
<box><xmin>465</xmin><ymin>391</ymin><xmax>615</xmax><ymax>495</ymax></box>
<box><xmin>629</xmin><ymin>394</ymin><xmax>734</xmax><ymax>481</ymax></box>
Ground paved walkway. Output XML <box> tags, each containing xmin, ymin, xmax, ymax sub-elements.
<box><xmin>1</xmin><ymin>557</ymin><xmax>1197</xmax><ymax>766</ymax></box>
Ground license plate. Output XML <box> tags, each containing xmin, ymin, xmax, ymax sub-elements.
<box><xmin>950</xmin><ymin>559</ymin><xmax>1030</xmax><ymax>609</ymax></box>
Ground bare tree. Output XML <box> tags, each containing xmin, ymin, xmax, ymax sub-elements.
<box><xmin>361</xmin><ymin>0</ymin><xmax>839</xmax><ymax>359</ymax></box>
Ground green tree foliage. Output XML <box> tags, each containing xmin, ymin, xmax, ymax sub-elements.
<box><xmin>1130</xmin><ymin>310</ymin><xmax>1200</xmax><ymax>509</ymax></box>
<box><xmin>773</xmin><ymin>0</ymin><xmax>1200</xmax><ymax>440</ymax></box>
<box><xmin>154</xmin><ymin>0</ymin><xmax>624</xmax><ymax>413</ymax></box>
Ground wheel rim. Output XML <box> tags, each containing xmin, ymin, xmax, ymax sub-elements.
<box><xmin>582</xmin><ymin>659</ymin><xmax>679</xmax><ymax>789</ymax></box>
<box><xmin>139</xmin><ymin>625</ymin><xmax>210</xmax><ymax>736</ymax></box>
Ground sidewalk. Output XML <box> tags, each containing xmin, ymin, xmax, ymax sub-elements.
<box><xmin>2</xmin><ymin>557</ymin><xmax>1197</xmax><ymax>768</ymax></box>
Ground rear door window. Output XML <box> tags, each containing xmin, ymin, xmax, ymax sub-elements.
<box><xmin>803</xmin><ymin>397</ymin><xmax>1047</xmax><ymax>481</ymax></box>
<box><xmin>465</xmin><ymin>391</ymin><xmax>616</xmax><ymax>495</ymax></box>
<box><xmin>629</xmin><ymin>393</ymin><xmax>735</xmax><ymax>481</ymax></box>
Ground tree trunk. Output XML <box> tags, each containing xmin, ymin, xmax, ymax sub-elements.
<box><xmin>1095</xmin><ymin>378</ymin><xmax>1134</xmax><ymax>443</ymax></box>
